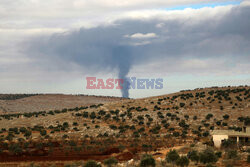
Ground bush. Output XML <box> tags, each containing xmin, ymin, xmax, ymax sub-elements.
<box><xmin>223</xmin><ymin>114</ymin><xmax>229</xmax><ymax>120</ymax></box>
<box><xmin>166</xmin><ymin>149</ymin><xmax>180</xmax><ymax>165</ymax></box>
<box><xmin>104</xmin><ymin>157</ymin><xmax>118</xmax><ymax>167</ymax></box>
<box><xmin>227</xmin><ymin>150</ymin><xmax>238</xmax><ymax>159</ymax></box>
<box><xmin>202</xmin><ymin>131</ymin><xmax>209</xmax><ymax>137</ymax></box>
<box><xmin>180</xmin><ymin>103</ymin><xmax>185</xmax><ymax>107</ymax></box>
<box><xmin>84</xmin><ymin>160</ymin><xmax>101</xmax><ymax>167</ymax></box>
<box><xmin>173</xmin><ymin>132</ymin><xmax>180</xmax><ymax>137</ymax></box>
<box><xmin>40</xmin><ymin>130</ymin><xmax>47</xmax><ymax>136</ymax></box>
<box><xmin>9</xmin><ymin>143</ymin><xmax>23</xmax><ymax>155</ymax></box>
<box><xmin>176</xmin><ymin>156</ymin><xmax>189</xmax><ymax>167</ymax></box>
<box><xmin>199</xmin><ymin>148</ymin><xmax>218</xmax><ymax>164</ymax></box>
<box><xmin>140</xmin><ymin>154</ymin><xmax>156</xmax><ymax>167</ymax></box>
<box><xmin>221</xmin><ymin>139</ymin><xmax>236</xmax><ymax>149</ymax></box>
<box><xmin>73</xmin><ymin>122</ymin><xmax>78</xmax><ymax>126</ymax></box>
<box><xmin>187</xmin><ymin>150</ymin><xmax>199</xmax><ymax>164</ymax></box>
<box><xmin>215</xmin><ymin>151</ymin><xmax>222</xmax><ymax>158</ymax></box>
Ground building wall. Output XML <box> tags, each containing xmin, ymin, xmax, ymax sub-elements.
<box><xmin>213</xmin><ymin>135</ymin><xmax>228</xmax><ymax>148</ymax></box>
<box><xmin>246</xmin><ymin>127</ymin><xmax>250</xmax><ymax>133</ymax></box>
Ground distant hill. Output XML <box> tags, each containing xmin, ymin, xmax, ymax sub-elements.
<box><xmin>0</xmin><ymin>94</ymin><xmax>124</xmax><ymax>113</ymax></box>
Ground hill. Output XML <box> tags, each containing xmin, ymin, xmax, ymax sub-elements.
<box><xmin>0</xmin><ymin>94</ymin><xmax>124</xmax><ymax>113</ymax></box>
<box><xmin>0</xmin><ymin>86</ymin><xmax>249</xmax><ymax>166</ymax></box>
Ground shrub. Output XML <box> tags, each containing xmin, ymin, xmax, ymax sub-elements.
<box><xmin>202</xmin><ymin>131</ymin><xmax>209</xmax><ymax>137</ymax></box>
<box><xmin>176</xmin><ymin>156</ymin><xmax>189</xmax><ymax>167</ymax></box>
<box><xmin>173</xmin><ymin>132</ymin><xmax>180</xmax><ymax>137</ymax></box>
<box><xmin>166</xmin><ymin>149</ymin><xmax>179</xmax><ymax>166</ymax></box>
<box><xmin>73</xmin><ymin>122</ymin><xmax>78</xmax><ymax>126</ymax></box>
<box><xmin>104</xmin><ymin>157</ymin><xmax>118</xmax><ymax>167</ymax></box>
<box><xmin>90</xmin><ymin>112</ymin><xmax>96</xmax><ymax>119</ymax></box>
<box><xmin>206</xmin><ymin>114</ymin><xmax>213</xmax><ymax>120</ymax></box>
<box><xmin>95</xmin><ymin>125</ymin><xmax>100</xmax><ymax>129</ymax></box>
<box><xmin>215</xmin><ymin>151</ymin><xmax>222</xmax><ymax>158</ymax></box>
<box><xmin>216</xmin><ymin>121</ymin><xmax>221</xmax><ymax>126</ymax></box>
<box><xmin>180</xmin><ymin>103</ymin><xmax>185</xmax><ymax>107</ymax></box>
<box><xmin>84</xmin><ymin>160</ymin><xmax>101</xmax><ymax>167</ymax></box>
<box><xmin>187</xmin><ymin>150</ymin><xmax>199</xmax><ymax>164</ymax></box>
<box><xmin>9</xmin><ymin>143</ymin><xmax>23</xmax><ymax>155</ymax></box>
<box><xmin>221</xmin><ymin>139</ymin><xmax>237</xmax><ymax>150</ymax></box>
<box><xmin>199</xmin><ymin>148</ymin><xmax>218</xmax><ymax>164</ymax></box>
<box><xmin>227</xmin><ymin>150</ymin><xmax>238</xmax><ymax>159</ymax></box>
<box><xmin>63</xmin><ymin>122</ymin><xmax>69</xmax><ymax>128</ymax></box>
<box><xmin>140</xmin><ymin>154</ymin><xmax>156</xmax><ymax>167</ymax></box>
<box><xmin>40</xmin><ymin>130</ymin><xmax>47</xmax><ymax>136</ymax></box>
<box><xmin>223</xmin><ymin>114</ymin><xmax>229</xmax><ymax>120</ymax></box>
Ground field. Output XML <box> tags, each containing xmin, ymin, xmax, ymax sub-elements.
<box><xmin>0</xmin><ymin>86</ymin><xmax>249</xmax><ymax>167</ymax></box>
<box><xmin>0</xmin><ymin>94</ymin><xmax>123</xmax><ymax>113</ymax></box>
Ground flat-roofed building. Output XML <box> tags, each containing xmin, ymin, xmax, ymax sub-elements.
<box><xmin>211</xmin><ymin>126</ymin><xmax>250</xmax><ymax>148</ymax></box>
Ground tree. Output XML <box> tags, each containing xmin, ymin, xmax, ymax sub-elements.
<box><xmin>40</xmin><ymin>130</ymin><xmax>47</xmax><ymax>136</ymax></box>
<box><xmin>90</xmin><ymin>112</ymin><xmax>96</xmax><ymax>119</ymax></box>
<box><xmin>227</xmin><ymin>150</ymin><xmax>238</xmax><ymax>159</ymax></box>
<box><xmin>24</xmin><ymin>130</ymin><xmax>32</xmax><ymax>138</ymax></box>
<box><xmin>221</xmin><ymin>139</ymin><xmax>236</xmax><ymax>150</ymax></box>
<box><xmin>104</xmin><ymin>157</ymin><xmax>118</xmax><ymax>167</ymax></box>
<box><xmin>223</xmin><ymin>114</ymin><xmax>229</xmax><ymax>120</ymax></box>
<box><xmin>180</xmin><ymin>103</ymin><xmax>185</xmax><ymax>108</ymax></box>
<box><xmin>176</xmin><ymin>156</ymin><xmax>189</xmax><ymax>167</ymax></box>
<box><xmin>199</xmin><ymin>148</ymin><xmax>218</xmax><ymax>165</ymax></box>
<box><xmin>173</xmin><ymin>132</ymin><xmax>180</xmax><ymax>137</ymax></box>
<box><xmin>140</xmin><ymin>154</ymin><xmax>156</xmax><ymax>167</ymax></box>
<box><xmin>84</xmin><ymin>160</ymin><xmax>101</xmax><ymax>167</ymax></box>
<box><xmin>206</xmin><ymin>114</ymin><xmax>213</xmax><ymax>120</ymax></box>
<box><xmin>187</xmin><ymin>150</ymin><xmax>199</xmax><ymax>164</ymax></box>
<box><xmin>166</xmin><ymin>149</ymin><xmax>180</xmax><ymax>166</ymax></box>
<box><xmin>9</xmin><ymin>143</ymin><xmax>23</xmax><ymax>155</ymax></box>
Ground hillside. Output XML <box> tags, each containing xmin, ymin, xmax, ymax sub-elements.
<box><xmin>0</xmin><ymin>94</ymin><xmax>124</xmax><ymax>113</ymax></box>
<box><xmin>0</xmin><ymin>86</ymin><xmax>249</xmax><ymax>166</ymax></box>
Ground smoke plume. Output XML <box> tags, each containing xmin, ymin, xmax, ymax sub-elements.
<box><xmin>24</xmin><ymin>4</ymin><xmax>250</xmax><ymax>98</ymax></box>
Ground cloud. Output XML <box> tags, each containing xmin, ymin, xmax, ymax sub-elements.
<box><xmin>23</xmin><ymin>3</ymin><xmax>250</xmax><ymax>74</ymax></box>
<box><xmin>125</xmin><ymin>33</ymin><xmax>158</xmax><ymax>39</ymax></box>
<box><xmin>1</xmin><ymin>1</ymin><xmax>250</xmax><ymax>96</ymax></box>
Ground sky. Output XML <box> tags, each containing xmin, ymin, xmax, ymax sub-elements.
<box><xmin>0</xmin><ymin>0</ymin><xmax>250</xmax><ymax>98</ymax></box>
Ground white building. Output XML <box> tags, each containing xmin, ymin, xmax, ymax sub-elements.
<box><xmin>211</xmin><ymin>126</ymin><xmax>250</xmax><ymax>148</ymax></box>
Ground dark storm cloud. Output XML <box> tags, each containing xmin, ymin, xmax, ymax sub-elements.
<box><xmin>25</xmin><ymin>4</ymin><xmax>250</xmax><ymax>97</ymax></box>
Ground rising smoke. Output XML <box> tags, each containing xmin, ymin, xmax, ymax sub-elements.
<box><xmin>113</xmin><ymin>46</ymin><xmax>131</xmax><ymax>98</ymax></box>
<box><xmin>24</xmin><ymin>4</ymin><xmax>250</xmax><ymax>98</ymax></box>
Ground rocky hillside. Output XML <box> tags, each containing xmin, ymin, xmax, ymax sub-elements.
<box><xmin>0</xmin><ymin>86</ymin><xmax>249</xmax><ymax>166</ymax></box>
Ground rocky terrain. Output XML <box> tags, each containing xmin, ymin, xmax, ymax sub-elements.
<box><xmin>0</xmin><ymin>86</ymin><xmax>249</xmax><ymax>167</ymax></box>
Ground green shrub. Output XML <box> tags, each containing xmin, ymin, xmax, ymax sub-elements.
<box><xmin>176</xmin><ymin>156</ymin><xmax>189</xmax><ymax>167</ymax></box>
<box><xmin>104</xmin><ymin>157</ymin><xmax>118</xmax><ymax>167</ymax></box>
<box><xmin>166</xmin><ymin>149</ymin><xmax>180</xmax><ymax>165</ymax></box>
<box><xmin>187</xmin><ymin>150</ymin><xmax>199</xmax><ymax>164</ymax></box>
<box><xmin>180</xmin><ymin>103</ymin><xmax>185</xmax><ymax>107</ymax></box>
<box><xmin>84</xmin><ymin>160</ymin><xmax>101</xmax><ymax>167</ymax></box>
<box><xmin>227</xmin><ymin>150</ymin><xmax>238</xmax><ymax>159</ymax></box>
<box><xmin>199</xmin><ymin>148</ymin><xmax>218</xmax><ymax>164</ymax></box>
<box><xmin>140</xmin><ymin>154</ymin><xmax>156</xmax><ymax>167</ymax></box>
